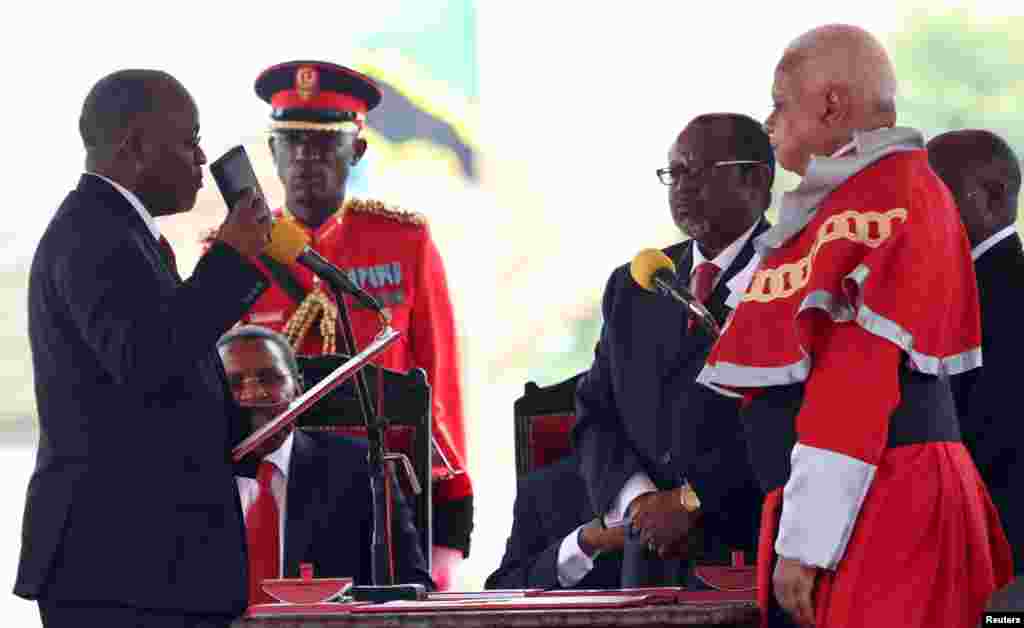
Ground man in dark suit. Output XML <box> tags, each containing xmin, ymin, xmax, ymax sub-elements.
<box><xmin>16</xmin><ymin>70</ymin><xmax>273</xmax><ymax>627</ymax></box>
<box><xmin>573</xmin><ymin>113</ymin><xmax>771</xmax><ymax>587</ymax></box>
<box><xmin>928</xmin><ymin>129</ymin><xmax>1023</xmax><ymax>574</ymax></box>
<box><xmin>485</xmin><ymin>454</ymin><xmax>625</xmax><ymax>590</ymax></box>
<box><xmin>217</xmin><ymin>325</ymin><xmax>433</xmax><ymax>601</ymax></box>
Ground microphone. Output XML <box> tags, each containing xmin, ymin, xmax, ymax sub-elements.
<box><xmin>265</xmin><ymin>217</ymin><xmax>384</xmax><ymax>313</ymax></box>
<box><xmin>630</xmin><ymin>248</ymin><xmax>721</xmax><ymax>339</ymax></box>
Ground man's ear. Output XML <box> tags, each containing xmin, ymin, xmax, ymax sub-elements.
<box><xmin>741</xmin><ymin>165</ymin><xmax>773</xmax><ymax>208</ymax></box>
<box><xmin>821</xmin><ymin>84</ymin><xmax>851</xmax><ymax>128</ymax></box>
<box><xmin>982</xmin><ymin>177</ymin><xmax>1012</xmax><ymax>218</ymax></box>
<box><xmin>268</xmin><ymin>135</ymin><xmax>279</xmax><ymax>164</ymax></box>
<box><xmin>118</xmin><ymin>127</ymin><xmax>147</xmax><ymax>171</ymax></box>
<box><xmin>749</xmin><ymin>163</ymin><xmax>772</xmax><ymax>188</ymax></box>
<box><xmin>982</xmin><ymin>178</ymin><xmax>1009</xmax><ymax>205</ymax></box>
<box><xmin>351</xmin><ymin>136</ymin><xmax>368</xmax><ymax>166</ymax></box>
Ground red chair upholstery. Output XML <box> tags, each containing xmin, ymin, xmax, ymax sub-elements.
<box><xmin>514</xmin><ymin>373</ymin><xmax>586</xmax><ymax>477</ymax></box>
<box><xmin>526</xmin><ymin>413</ymin><xmax>576</xmax><ymax>471</ymax></box>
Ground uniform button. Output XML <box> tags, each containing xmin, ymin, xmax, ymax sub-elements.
<box><xmin>661</xmin><ymin>451</ymin><xmax>672</xmax><ymax>464</ymax></box>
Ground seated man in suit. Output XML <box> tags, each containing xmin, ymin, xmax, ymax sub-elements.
<box><xmin>217</xmin><ymin>325</ymin><xmax>434</xmax><ymax>604</ymax></box>
<box><xmin>928</xmin><ymin>129</ymin><xmax>1023</xmax><ymax>575</ymax></box>
<box><xmin>486</xmin><ymin>454</ymin><xmax>625</xmax><ymax>590</ymax></box>
<box><xmin>573</xmin><ymin>113</ymin><xmax>770</xmax><ymax>587</ymax></box>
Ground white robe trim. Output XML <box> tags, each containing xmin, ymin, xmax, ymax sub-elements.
<box><xmin>775</xmin><ymin>443</ymin><xmax>876</xmax><ymax>570</ymax></box>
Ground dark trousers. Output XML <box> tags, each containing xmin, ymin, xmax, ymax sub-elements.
<box><xmin>620</xmin><ymin>521</ymin><xmax>707</xmax><ymax>588</ymax></box>
<box><xmin>38</xmin><ymin>600</ymin><xmax>236</xmax><ymax>628</ymax></box>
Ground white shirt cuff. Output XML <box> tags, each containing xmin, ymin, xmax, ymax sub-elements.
<box><xmin>605</xmin><ymin>472</ymin><xmax>657</xmax><ymax>527</ymax></box>
<box><xmin>775</xmin><ymin>443</ymin><xmax>876</xmax><ymax>570</ymax></box>
<box><xmin>557</xmin><ymin>524</ymin><xmax>596</xmax><ymax>588</ymax></box>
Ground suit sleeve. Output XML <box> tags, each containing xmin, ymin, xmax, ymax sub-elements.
<box><xmin>775</xmin><ymin>314</ymin><xmax>901</xmax><ymax>569</ymax></box>
<box><xmin>484</xmin><ymin>478</ymin><xmax>562</xmax><ymax>589</ymax></box>
<box><xmin>55</xmin><ymin>236</ymin><xmax>267</xmax><ymax>394</ymax></box>
<box><xmin>572</xmin><ymin>268</ymin><xmax>647</xmax><ymax>516</ymax></box>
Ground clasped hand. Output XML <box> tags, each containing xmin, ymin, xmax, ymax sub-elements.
<box><xmin>628</xmin><ymin>489</ymin><xmax>699</xmax><ymax>559</ymax></box>
<box><xmin>578</xmin><ymin>518</ymin><xmax>626</xmax><ymax>557</ymax></box>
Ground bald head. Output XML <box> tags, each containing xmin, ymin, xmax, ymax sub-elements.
<box><xmin>780</xmin><ymin>24</ymin><xmax>897</xmax><ymax>116</ymax></box>
<box><xmin>78</xmin><ymin>69</ymin><xmax>205</xmax><ymax>217</ymax></box>
<box><xmin>79</xmin><ymin>69</ymin><xmax>191</xmax><ymax>164</ymax></box>
<box><xmin>927</xmin><ymin>129</ymin><xmax>1020</xmax><ymax>246</ymax></box>
<box><xmin>766</xmin><ymin>24</ymin><xmax>899</xmax><ymax>175</ymax></box>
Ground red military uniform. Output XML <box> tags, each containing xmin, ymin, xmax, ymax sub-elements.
<box><xmin>239</xmin><ymin>61</ymin><xmax>474</xmax><ymax>573</ymax></box>
<box><xmin>698</xmin><ymin>128</ymin><xmax>1012</xmax><ymax>627</ymax></box>
<box><xmin>241</xmin><ymin>199</ymin><xmax>473</xmax><ymax>506</ymax></box>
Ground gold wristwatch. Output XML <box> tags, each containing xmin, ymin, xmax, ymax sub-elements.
<box><xmin>679</xmin><ymin>480</ymin><xmax>701</xmax><ymax>513</ymax></box>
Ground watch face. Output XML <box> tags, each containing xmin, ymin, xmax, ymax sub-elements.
<box><xmin>684</xmin><ymin>489</ymin><xmax>701</xmax><ymax>512</ymax></box>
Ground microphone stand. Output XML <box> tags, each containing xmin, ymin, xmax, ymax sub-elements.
<box><xmin>320</xmin><ymin>277</ymin><xmax>396</xmax><ymax>586</ymax></box>
<box><xmin>652</xmin><ymin>275</ymin><xmax>722</xmax><ymax>339</ymax></box>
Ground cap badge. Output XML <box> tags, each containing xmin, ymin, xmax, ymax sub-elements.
<box><xmin>295</xmin><ymin>66</ymin><xmax>319</xmax><ymax>101</ymax></box>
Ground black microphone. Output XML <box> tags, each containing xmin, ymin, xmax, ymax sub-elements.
<box><xmin>630</xmin><ymin>248</ymin><xmax>721</xmax><ymax>339</ymax></box>
<box><xmin>266</xmin><ymin>218</ymin><xmax>384</xmax><ymax>313</ymax></box>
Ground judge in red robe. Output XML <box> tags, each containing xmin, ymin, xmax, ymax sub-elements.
<box><xmin>698</xmin><ymin>24</ymin><xmax>1013</xmax><ymax>628</ymax></box>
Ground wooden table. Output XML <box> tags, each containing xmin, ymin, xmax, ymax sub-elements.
<box><xmin>233</xmin><ymin>597</ymin><xmax>759</xmax><ymax>627</ymax></box>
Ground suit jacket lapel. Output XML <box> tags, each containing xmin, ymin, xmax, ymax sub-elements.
<box><xmin>283</xmin><ymin>430</ymin><xmax>321</xmax><ymax>576</ymax></box>
<box><xmin>669</xmin><ymin>219</ymin><xmax>769</xmax><ymax>366</ymax></box>
<box><xmin>677</xmin><ymin>240</ymin><xmax>695</xmax><ymax>286</ymax></box>
<box><xmin>669</xmin><ymin>238</ymin><xmax>719</xmax><ymax>369</ymax></box>
<box><xmin>704</xmin><ymin>218</ymin><xmax>770</xmax><ymax>323</ymax></box>
<box><xmin>625</xmin><ymin>242</ymin><xmax>689</xmax><ymax>449</ymax></box>
<box><xmin>629</xmin><ymin>241</ymin><xmax>688</xmax><ymax>418</ymax></box>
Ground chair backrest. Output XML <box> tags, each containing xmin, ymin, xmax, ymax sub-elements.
<box><xmin>513</xmin><ymin>372</ymin><xmax>586</xmax><ymax>477</ymax></box>
<box><xmin>296</xmin><ymin>354</ymin><xmax>433</xmax><ymax>564</ymax></box>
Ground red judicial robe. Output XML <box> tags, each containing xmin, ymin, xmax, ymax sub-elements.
<box><xmin>239</xmin><ymin>198</ymin><xmax>472</xmax><ymax>505</ymax></box>
<box><xmin>698</xmin><ymin>128</ymin><xmax>1013</xmax><ymax>627</ymax></box>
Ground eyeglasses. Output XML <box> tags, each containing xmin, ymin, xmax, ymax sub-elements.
<box><xmin>656</xmin><ymin>160</ymin><xmax>767</xmax><ymax>186</ymax></box>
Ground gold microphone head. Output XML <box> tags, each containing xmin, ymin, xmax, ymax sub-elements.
<box><xmin>630</xmin><ymin>248</ymin><xmax>676</xmax><ymax>291</ymax></box>
<box><xmin>264</xmin><ymin>216</ymin><xmax>310</xmax><ymax>265</ymax></box>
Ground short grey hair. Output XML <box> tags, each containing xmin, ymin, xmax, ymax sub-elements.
<box><xmin>217</xmin><ymin>325</ymin><xmax>303</xmax><ymax>389</ymax></box>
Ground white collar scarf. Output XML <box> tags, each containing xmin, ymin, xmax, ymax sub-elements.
<box><xmin>755</xmin><ymin>127</ymin><xmax>925</xmax><ymax>254</ymax></box>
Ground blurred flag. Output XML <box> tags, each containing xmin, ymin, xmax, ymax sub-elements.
<box><xmin>346</xmin><ymin>47</ymin><xmax>480</xmax><ymax>196</ymax></box>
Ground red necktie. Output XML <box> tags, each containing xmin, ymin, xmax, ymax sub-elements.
<box><xmin>157</xmin><ymin>235</ymin><xmax>179</xmax><ymax>276</ymax></box>
<box><xmin>246</xmin><ymin>461</ymin><xmax>280</xmax><ymax>605</ymax></box>
<box><xmin>688</xmin><ymin>261</ymin><xmax>720</xmax><ymax>332</ymax></box>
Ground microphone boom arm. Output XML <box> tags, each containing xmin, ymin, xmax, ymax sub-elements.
<box><xmin>652</xmin><ymin>275</ymin><xmax>722</xmax><ymax>339</ymax></box>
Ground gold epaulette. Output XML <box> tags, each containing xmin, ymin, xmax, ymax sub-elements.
<box><xmin>346</xmin><ymin>197</ymin><xmax>426</xmax><ymax>226</ymax></box>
